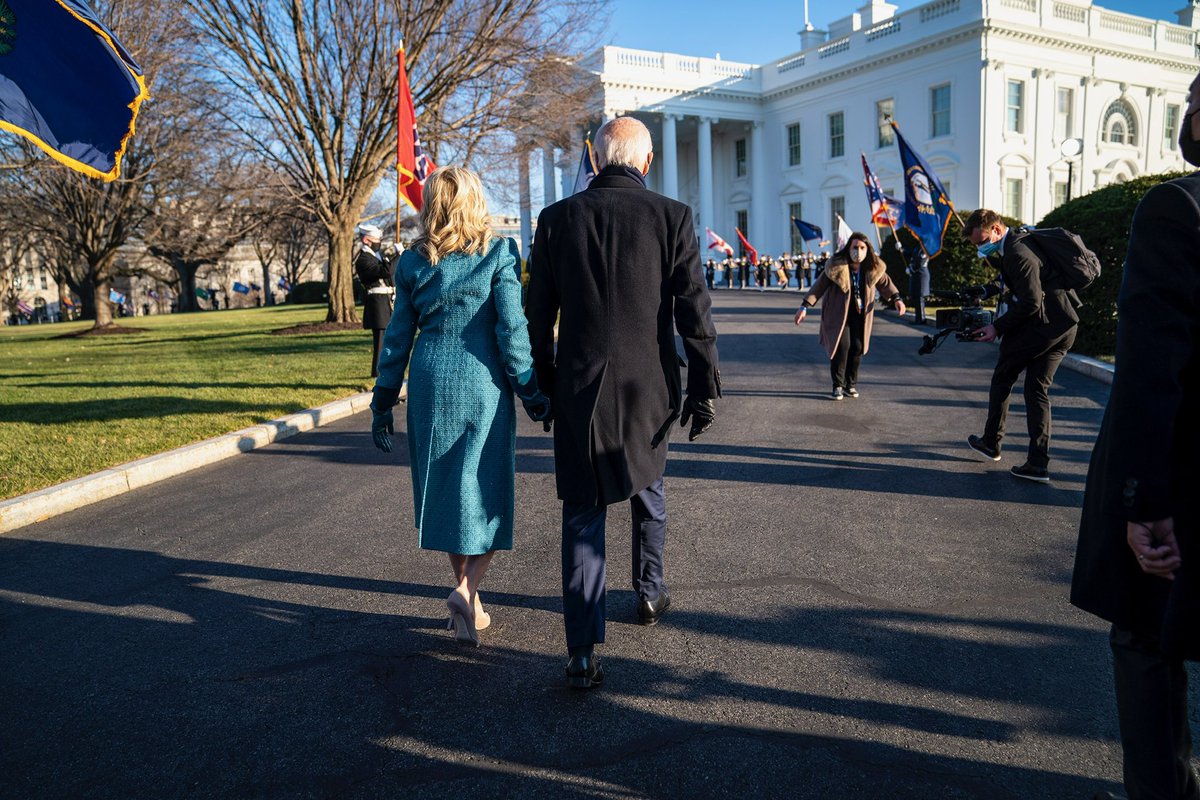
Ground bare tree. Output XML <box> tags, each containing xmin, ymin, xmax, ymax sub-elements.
<box><xmin>253</xmin><ymin>208</ymin><xmax>325</xmax><ymax>305</ymax></box>
<box><xmin>185</xmin><ymin>0</ymin><xmax>604</xmax><ymax>325</ymax></box>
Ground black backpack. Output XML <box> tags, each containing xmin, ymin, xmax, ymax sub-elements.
<box><xmin>1017</xmin><ymin>227</ymin><xmax>1102</xmax><ymax>291</ymax></box>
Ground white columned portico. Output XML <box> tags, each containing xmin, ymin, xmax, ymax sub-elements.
<box><xmin>697</xmin><ymin>117</ymin><xmax>715</xmax><ymax>237</ymax></box>
<box><xmin>518</xmin><ymin>151</ymin><xmax>532</xmax><ymax>258</ymax></box>
<box><xmin>662</xmin><ymin>113</ymin><xmax>679</xmax><ymax>200</ymax></box>
<box><xmin>749</xmin><ymin>121</ymin><xmax>767</xmax><ymax>247</ymax></box>
<box><xmin>542</xmin><ymin>145</ymin><xmax>557</xmax><ymax>207</ymax></box>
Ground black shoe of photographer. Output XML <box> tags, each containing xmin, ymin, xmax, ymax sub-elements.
<box><xmin>1010</xmin><ymin>462</ymin><xmax>1050</xmax><ymax>483</ymax></box>
<box><xmin>967</xmin><ymin>435</ymin><xmax>1001</xmax><ymax>461</ymax></box>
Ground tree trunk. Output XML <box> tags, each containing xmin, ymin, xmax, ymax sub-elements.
<box><xmin>77</xmin><ymin>276</ymin><xmax>97</xmax><ymax>321</ymax></box>
<box><xmin>326</xmin><ymin>228</ymin><xmax>358</xmax><ymax>324</ymax></box>
<box><xmin>260</xmin><ymin>261</ymin><xmax>275</xmax><ymax>306</ymax></box>
<box><xmin>174</xmin><ymin>259</ymin><xmax>199</xmax><ymax>312</ymax></box>
<box><xmin>93</xmin><ymin>280</ymin><xmax>114</xmax><ymax>328</ymax></box>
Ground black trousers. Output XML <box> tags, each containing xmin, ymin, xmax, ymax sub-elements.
<box><xmin>561</xmin><ymin>478</ymin><xmax>667</xmax><ymax>650</ymax></box>
<box><xmin>983</xmin><ymin>325</ymin><xmax>1076</xmax><ymax>468</ymax></box>
<box><xmin>830</xmin><ymin>311</ymin><xmax>866</xmax><ymax>390</ymax></box>
<box><xmin>1110</xmin><ymin>624</ymin><xmax>1200</xmax><ymax>800</ymax></box>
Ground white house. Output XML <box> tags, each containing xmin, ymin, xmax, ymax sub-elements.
<box><xmin>529</xmin><ymin>0</ymin><xmax>1198</xmax><ymax>257</ymax></box>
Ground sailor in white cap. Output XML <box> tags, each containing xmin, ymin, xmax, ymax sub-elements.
<box><xmin>354</xmin><ymin>223</ymin><xmax>394</xmax><ymax>377</ymax></box>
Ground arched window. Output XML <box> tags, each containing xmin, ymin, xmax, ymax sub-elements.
<box><xmin>1102</xmin><ymin>100</ymin><xmax>1138</xmax><ymax>146</ymax></box>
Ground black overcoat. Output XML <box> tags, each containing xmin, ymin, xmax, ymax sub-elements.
<box><xmin>1071</xmin><ymin>174</ymin><xmax>1200</xmax><ymax>660</ymax></box>
<box><xmin>355</xmin><ymin>247</ymin><xmax>394</xmax><ymax>330</ymax></box>
<box><xmin>526</xmin><ymin>167</ymin><xmax>721</xmax><ymax>507</ymax></box>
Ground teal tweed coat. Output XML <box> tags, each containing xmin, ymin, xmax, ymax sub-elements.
<box><xmin>375</xmin><ymin>237</ymin><xmax>534</xmax><ymax>555</ymax></box>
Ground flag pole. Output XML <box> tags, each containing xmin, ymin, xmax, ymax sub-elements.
<box><xmin>396</xmin><ymin>45</ymin><xmax>403</xmax><ymax>239</ymax></box>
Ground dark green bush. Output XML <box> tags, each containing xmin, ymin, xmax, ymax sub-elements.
<box><xmin>1036</xmin><ymin>171</ymin><xmax>1190</xmax><ymax>357</ymax></box>
<box><xmin>879</xmin><ymin>211</ymin><xmax>1023</xmax><ymax>297</ymax></box>
<box><xmin>287</xmin><ymin>281</ymin><xmax>329</xmax><ymax>304</ymax></box>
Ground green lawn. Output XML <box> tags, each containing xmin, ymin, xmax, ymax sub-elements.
<box><xmin>0</xmin><ymin>306</ymin><xmax>376</xmax><ymax>501</ymax></box>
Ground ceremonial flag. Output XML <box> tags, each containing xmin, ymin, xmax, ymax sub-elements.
<box><xmin>107</xmin><ymin>288</ymin><xmax>125</xmax><ymax>305</ymax></box>
<box><xmin>792</xmin><ymin>218</ymin><xmax>823</xmax><ymax>243</ymax></box>
<box><xmin>705</xmin><ymin>227</ymin><xmax>734</xmax><ymax>257</ymax></box>
<box><xmin>860</xmin><ymin>153</ymin><xmax>904</xmax><ymax>229</ymax></box>
<box><xmin>249</xmin><ymin>282</ymin><xmax>261</xmax><ymax>292</ymax></box>
<box><xmin>0</xmin><ymin>0</ymin><xmax>149</xmax><ymax>181</ymax></box>
<box><xmin>16</xmin><ymin>300</ymin><xmax>33</xmax><ymax>314</ymax></box>
<box><xmin>571</xmin><ymin>136</ymin><xmax>597</xmax><ymax>195</ymax></box>
<box><xmin>147</xmin><ymin>289</ymin><xmax>158</xmax><ymax>299</ymax></box>
<box><xmin>891</xmin><ymin>121</ymin><xmax>954</xmax><ymax>258</ymax></box>
<box><xmin>232</xmin><ymin>282</ymin><xmax>250</xmax><ymax>294</ymax></box>
<box><xmin>734</xmin><ymin>227</ymin><xmax>758</xmax><ymax>264</ymax></box>
<box><xmin>195</xmin><ymin>287</ymin><xmax>209</xmax><ymax>300</ymax></box>
<box><xmin>277</xmin><ymin>277</ymin><xmax>290</xmax><ymax>291</ymax></box>
<box><xmin>397</xmin><ymin>42</ymin><xmax>436</xmax><ymax>212</ymax></box>
<box><xmin>835</xmin><ymin>214</ymin><xmax>854</xmax><ymax>251</ymax></box>
<box><xmin>61</xmin><ymin>295</ymin><xmax>76</xmax><ymax>307</ymax></box>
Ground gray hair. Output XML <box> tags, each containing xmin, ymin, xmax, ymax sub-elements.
<box><xmin>594</xmin><ymin>116</ymin><xmax>653</xmax><ymax>170</ymax></box>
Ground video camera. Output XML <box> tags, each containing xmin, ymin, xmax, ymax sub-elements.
<box><xmin>917</xmin><ymin>287</ymin><xmax>995</xmax><ymax>355</ymax></box>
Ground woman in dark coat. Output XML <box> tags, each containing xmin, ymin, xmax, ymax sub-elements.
<box><xmin>354</xmin><ymin>223</ymin><xmax>394</xmax><ymax>378</ymax></box>
<box><xmin>794</xmin><ymin>232</ymin><xmax>905</xmax><ymax>400</ymax></box>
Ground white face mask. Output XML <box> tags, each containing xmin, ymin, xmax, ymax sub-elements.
<box><xmin>848</xmin><ymin>246</ymin><xmax>868</xmax><ymax>263</ymax></box>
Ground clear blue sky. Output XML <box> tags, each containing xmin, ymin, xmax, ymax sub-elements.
<box><xmin>604</xmin><ymin>0</ymin><xmax>1188</xmax><ymax>63</ymax></box>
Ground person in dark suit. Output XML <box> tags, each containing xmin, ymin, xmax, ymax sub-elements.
<box><xmin>963</xmin><ymin>208</ymin><xmax>1079</xmax><ymax>483</ymax></box>
<box><xmin>354</xmin><ymin>223</ymin><xmax>395</xmax><ymax>378</ymax></box>
<box><xmin>1071</xmin><ymin>71</ymin><xmax>1200</xmax><ymax>800</ymax></box>
<box><xmin>526</xmin><ymin>116</ymin><xmax>721</xmax><ymax>690</ymax></box>
<box><xmin>906</xmin><ymin>245</ymin><xmax>930</xmax><ymax>325</ymax></box>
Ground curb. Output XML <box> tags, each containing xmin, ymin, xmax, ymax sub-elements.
<box><xmin>0</xmin><ymin>391</ymin><xmax>374</xmax><ymax>535</ymax></box>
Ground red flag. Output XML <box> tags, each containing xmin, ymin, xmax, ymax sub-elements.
<box><xmin>397</xmin><ymin>43</ymin><xmax>436</xmax><ymax>211</ymax></box>
<box><xmin>735</xmin><ymin>227</ymin><xmax>758</xmax><ymax>264</ymax></box>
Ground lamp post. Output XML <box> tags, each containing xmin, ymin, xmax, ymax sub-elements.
<box><xmin>1060</xmin><ymin>137</ymin><xmax>1083</xmax><ymax>202</ymax></box>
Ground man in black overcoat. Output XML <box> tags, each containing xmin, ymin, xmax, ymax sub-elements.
<box><xmin>1071</xmin><ymin>70</ymin><xmax>1200</xmax><ymax>800</ymax></box>
<box><xmin>353</xmin><ymin>223</ymin><xmax>395</xmax><ymax>378</ymax></box>
<box><xmin>963</xmin><ymin>208</ymin><xmax>1079</xmax><ymax>482</ymax></box>
<box><xmin>526</xmin><ymin>116</ymin><xmax>721</xmax><ymax>689</ymax></box>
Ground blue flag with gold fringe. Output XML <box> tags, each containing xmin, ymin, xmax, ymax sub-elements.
<box><xmin>891</xmin><ymin>121</ymin><xmax>954</xmax><ymax>258</ymax></box>
<box><xmin>0</xmin><ymin>0</ymin><xmax>147</xmax><ymax>181</ymax></box>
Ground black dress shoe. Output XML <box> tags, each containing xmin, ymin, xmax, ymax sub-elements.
<box><xmin>565</xmin><ymin>656</ymin><xmax>604</xmax><ymax>689</ymax></box>
<box><xmin>637</xmin><ymin>589</ymin><xmax>671</xmax><ymax>626</ymax></box>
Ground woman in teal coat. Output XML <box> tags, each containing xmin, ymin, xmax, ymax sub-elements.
<box><xmin>369</xmin><ymin>166</ymin><xmax>550</xmax><ymax>646</ymax></box>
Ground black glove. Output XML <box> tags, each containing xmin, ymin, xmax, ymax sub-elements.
<box><xmin>370</xmin><ymin>385</ymin><xmax>401</xmax><ymax>453</ymax></box>
<box><xmin>514</xmin><ymin>370</ymin><xmax>553</xmax><ymax>427</ymax></box>
<box><xmin>679</xmin><ymin>396</ymin><xmax>715</xmax><ymax>442</ymax></box>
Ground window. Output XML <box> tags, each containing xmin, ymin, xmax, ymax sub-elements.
<box><xmin>1005</xmin><ymin>178</ymin><xmax>1024</xmax><ymax>220</ymax></box>
<box><xmin>786</xmin><ymin>123</ymin><xmax>802</xmax><ymax>166</ymax></box>
<box><xmin>829</xmin><ymin>112</ymin><xmax>845</xmax><ymax>158</ymax></box>
<box><xmin>735</xmin><ymin>139</ymin><xmax>747</xmax><ymax>177</ymax></box>
<box><xmin>1055</xmin><ymin>87</ymin><xmax>1074</xmax><ymax>140</ymax></box>
<box><xmin>1166</xmin><ymin>103</ymin><xmax>1181</xmax><ymax>151</ymax></box>
<box><xmin>735</xmin><ymin>209</ymin><xmax>749</xmax><ymax>254</ymax></box>
<box><xmin>830</xmin><ymin>196</ymin><xmax>845</xmax><ymax>240</ymax></box>
<box><xmin>789</xmin><ymin>202</ymin><xmax>804</xmax><ymax>252</ymax></box>
<box><xmin>1006</xmin><ymin>80</ymin><xmax>1024</xmax><ymax>134</ymax></box>
<box><xmin>876</xmin><ymin>99</ymin><xmax>894</xmax><ymax>148</ymax></box>
<box><xmin>1102</xmin><ymin>100</ymin><xmax>1138</xmax><ymax>145</ymax></box>
<box><xmin>931</xmin><ymin>84</ymin><xmax>951</xmax><ymax>137</ymax></box>
<box><xmin>40</xmin><ymin>275</ymin><xmax>48</xmax><ymax>290</ymax></box>
<box><xmin>1053</xmin><ymin>181</ymin><xmax>1069</xmax><ymax>208</ymax></box>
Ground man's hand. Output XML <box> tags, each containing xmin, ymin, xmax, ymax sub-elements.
<box><xmin>1127</xmin><ymin>518</ymin><xmax>1180</xmax><ymax>580</ymax></box>
<box><xmin>371</xmin><ymin>407</ymin><xmax>394</xmax><ymax>453</ymax></box>
<box><xmin>680</xmin><ymin>396</ymin><xmax>715</xmax><ymax>441</ymax></box>
<box><xmin>972</xmin><ymin>323</ymin><xmax>998</xmax><ymax>343</ymax></box>
<box><xmin>794</xmin><ymin>307</ymin><xmax>807</xmax><ymax>325</ymax></box>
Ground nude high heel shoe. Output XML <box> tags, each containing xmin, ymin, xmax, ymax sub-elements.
<box><xmin>446</xmin><ymin>591</ymin><xmax>479</xmax><ymax>647</ymax></box>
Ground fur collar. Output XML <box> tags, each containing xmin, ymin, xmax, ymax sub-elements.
<box><xmin>823</xmin><ymin>255</ymin><xmax>887</xmax><ymax>294</ymax></box>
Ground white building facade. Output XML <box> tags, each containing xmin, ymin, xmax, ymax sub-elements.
<box><xmin>557</xmin><ymin>0</ymin><xmax>1197</xmax><ymax>256</ymax></box>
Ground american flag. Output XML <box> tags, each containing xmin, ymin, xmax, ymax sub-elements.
<box><xmin>17</xmin><ymin>300</ymin><xmax>33</xmax><ymax>314</ymax></box>
<box><xmin>861</xmin><ymin>153</ymin><xmax>902</xmax><ymax>229</ymax></box>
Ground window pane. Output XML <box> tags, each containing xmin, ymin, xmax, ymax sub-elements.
<box><xmin>789</xmin><ymin>201</ymin><xmax>803</xmax><ymax>252</ymax></box>
<box><xmin>735</xmin><ymin>139</ymin><xmax>747</xmax><ymax>177</ymax></box>
<box><xmin>1053</xmin><ymin>181</ymin><xmax>1068</xmax><ymax>208</ymax></box>
<box><xmin>1166</xmin><ymin>104</ymin><xmax>1180</xmax><ymax>150</ymax></box>
<box><xmin>1055</xmin><ymin>88</ymin><xmax>1074</xmax><ymax>140</ymax></box>
<box><xmin>787</xmin><ymin>123</ymin><xmax>802</xmax><ymax>166</ymax></box>
<box><xmin>830</xmin><ymin>196</ymin><xmax>845</xmax><ymax>240</ymax></box>
<box><xmin>931</xmin><ymin>84</ymin><xmax>951</xmax><ymax>137</ymax></box>
<box><xmin>876</xmin><ymin>99</ymin><xmax>894</xmax><ymax>148</ymax></box>
<box><xmin>1006</xmin><ymin>81</ymin><xmax>1024</xmax><ymax>134</ymax></box>
<box><xmin>829</xmin><ymin>112</ymin><xmax>845</xmax><ymax>158</ymax></box>
<box><xmin>736</xmin><ymin>210</ymin><xmax>749</xmax><ymax>255</ymax></box>
<box><xmin>1005</xmin><ymin>178</ymin><xmax>1023</xmax><ymax>220</ymax></box>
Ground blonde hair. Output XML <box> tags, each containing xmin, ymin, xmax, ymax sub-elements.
<box><xmin>413</xmin><ymin>166</ymin><xmax>492</xmax><ymax>265</ymax></box>
<box><xmin>594</xmin><ymin>116</ymin><xmax>652</xmax><ymax>170</ymax></box>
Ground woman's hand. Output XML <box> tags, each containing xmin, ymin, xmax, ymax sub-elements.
<box><xmin>794</xmin><ymin>307</ymin><xmax>807</xmax><ymax>325</ymax></box>
<box><xmin>895</xmin><ymin>300</ymin><xmax>906</xmax><ymax>316</ymax></box>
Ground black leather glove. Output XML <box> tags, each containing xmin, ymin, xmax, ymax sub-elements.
<box><xmin>515</xmin><ymin>370</ymin><xmax>553</xmax><ymax>427</ymax></box>
<box><xmin>679</xmin><ymin>396</ymin><xmax>715</xmax><ymax>442</ymax></box>
<box><xmin>370</xmin><ymin>385</ymin><xmax>401</xmax><ymax>453</ymax></box>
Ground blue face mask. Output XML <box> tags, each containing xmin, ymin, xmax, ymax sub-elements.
<box><xmin>977</xmin><ymin>239</ymin><xmax>1002</xmax><ymax>259</ymax></box>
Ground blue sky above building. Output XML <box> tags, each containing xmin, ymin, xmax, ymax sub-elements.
<box><xmin>604</xmin><ymin>0</ymin><xmax>1187</xmax><ymax>64</ymax></box>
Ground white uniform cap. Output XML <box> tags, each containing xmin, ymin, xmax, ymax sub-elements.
<box><xmin>356</xmin><ymin>224</ymin><xmax>383</xmax><ymax>239</ymax></box>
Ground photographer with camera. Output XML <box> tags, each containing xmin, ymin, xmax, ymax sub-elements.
<box><xmin>794</xmin><ymin>232</ymin><xmax>905</xmax><ymax>400</ymax></box>
<box><xmin>963</xmin><ymin>208</ymin><xmax>1079</xmax><ymax>483</ymax></box>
